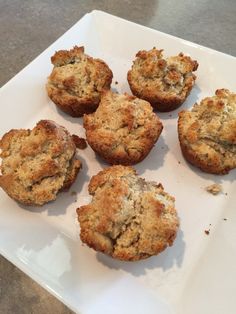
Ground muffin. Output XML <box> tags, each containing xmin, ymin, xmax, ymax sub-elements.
<box><xmin>127</xmin><ymin>47</ymin><xmax>198</xmax><ymax>111</ymax></box>
<box><xmin>83</xmin><ymin>90</ymin><xmax>163</xmax><ymax>165</ymax></box>
<box><xmin>0</xmin><ymin>120</ymin><xmax>82</xmax><ymax>205</ymax></box>
<box><xmin>77</xmin><ymin>165</ymin><xmax>179</xmax><ymax>261</ymax></box>
<box><xmin>178</xmin><ymin>89</ymin><xmax>236</xmax><ymax>174</ymax></box>
<box><xmin>46</xmin><ymin>46</ymin><xmax>113</xmax><ymax>117</ymax></box>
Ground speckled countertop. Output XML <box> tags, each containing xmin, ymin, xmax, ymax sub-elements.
<box><xmin>0</xmin><ymin>0</ymin><xmax>235</xmax><ymax>313</ymax></box>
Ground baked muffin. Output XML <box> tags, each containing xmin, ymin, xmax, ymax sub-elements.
<box><xmin>178</xmin><ymin>89</ymin><xmax>236</xmax><ymax>174</ymax></box>
<box><xmin>83</xmin><ymin>90</ymin><xmax>163</xmax><ymax>165</ymax></box>
<box><xmin>77</xmin><ymin>165</ymin><xmax>179</xmax><ymax>261</ymax></box>
<box><xmin>46</xmin><ymin>46</ymin><xmax>113</xmax><ymax>117</ymax></box>
<box><xmin>0</xmin><ymin>120</ymin><xmax>82</xmax><ymax>205</ymax></box>
<box><xmin>127</xmin><ymin>47</ymin><xmax>198</xmax><ymax>111</ymax></box>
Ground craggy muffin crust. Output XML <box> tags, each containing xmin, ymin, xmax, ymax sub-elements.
<box><xmin>178</xmin><ymin>89</ymin><xmax>236</xmax><ymax>174</ymax></box>
<box><xmin>46</xmin><ymin>46</ymin><xmax>113</xmax><ymax>117</ymax></box>
<box><xmin>127</xmin><ymin>48</ymin><xmax>198</xmax><ymax>111</ymax></box>
<box><xmin>77</xmin><ymin>165</ymin><xmax>179</xmax><ymax>261</ymax></box>
<box><xmin>0</xmin><ymin>120</ymin><xmax>81</xmax><ymax>205</ymax></box>
<box><xmin>83</xmin><ymin>90</ymin><xmax>163</xmax><ymax>165</ymax></box>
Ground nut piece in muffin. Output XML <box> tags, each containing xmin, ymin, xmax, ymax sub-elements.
<box><xmin>77</xmin><ymin>165</ymin><xmax>179</xmax><ymax>261</ymax></box>
<box><xmin>83</xmin><ymin>90</ymin><xmax>163</xmax><ymax>165</ymax></box>
<box><xmin>0</xmin><ymin>120</ymin><xmax>82</xmax><ymax>205</ymax></box>
<box><xmin>46</xmin><ymin>46</ymin><xmax>113</xmax><ymax>117</ymax></box>
<box><xmin>178</xmin><ymin>89</ymin><xmax>236</xmax><ymax>174</ymax></box>
<box><xmin>127</xmin><ymin>47</ymin><xmax>198</xmax><ymax>111</ymax></box>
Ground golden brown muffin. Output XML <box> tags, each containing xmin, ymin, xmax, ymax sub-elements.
<box><xmin>77</xmin><ymin>165</ymin><xmax>179</xmax><ymax>261</ymax></box>
<box><xmin>0</xmin><ymin>120</ymin><xmax>82</xmax><ymax>205</ymax></box>
<box><xmin>83</xmin><ymin>90</ymin><xmax>163</xmax><ymax>165</ymax></box>
<box><xmin>127</xmin><ymin>47</ymin><xmax>198</xmax><ymax>111</ymax></box>
<box><xmin>46</xmin><ymin>46</ymin><xmax>113</xmax><ymax>117</ymax></box>
<box><xmin>178</xmin><ymin>89</ymin><xmax>236</xmax><ymax>174</ymax></box>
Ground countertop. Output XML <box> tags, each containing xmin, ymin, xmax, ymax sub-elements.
<box><xmin>0</xmin><ymin>0</ymin><xmax>235</xmax><ymax>313</ymax></box>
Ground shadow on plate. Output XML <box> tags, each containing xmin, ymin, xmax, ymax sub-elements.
<box><xmin>182</xmin><ymin>162</ymin><xmax>236</xmax><ymax>184</ymax></box>
<box><xmin>136</xmin><ymin>135</ymin><xmax>168</xmax><ymax>174</ymax></box>
<box><xmin>172</xmin><ymin>142</ymin><xmax>236</xmax><ymax>183</ymax></box>
<box><xmin>54</xmin><ymin>104</ymin><xmax>84</xmax><ymax>127</ymax></box>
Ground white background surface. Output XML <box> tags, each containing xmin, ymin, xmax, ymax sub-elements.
<box><xmin>0</xmin><ymin>11</ymin><xmax>235</xmax><ymax>314</ymax></box>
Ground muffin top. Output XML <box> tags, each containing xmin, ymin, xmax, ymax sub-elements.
<box><xmin>77</xmin><ymin>165</ymin><xmax>179</xmax><ymax>261</ymax></box>
<box><xmin>46</xmin><ymin>46</ymin><xmax>113</xmax><ymax>117</ymax></box>
<box><xmin>83</xmin><ymin>90</ymin><xmax>163</xmax><ymax>165</ymax></box>
<box><xmin>178</xmin><ymin>89</ymin><xmax>236</xmax><ymax>174</ymax></box>
<box><xmin>0</xmin><ymin>120</ymin><xmax>81</xmax><ymax>205</ymax></box>
<box><xmin>127</xmin><ymin>48</ymin><xmax>198</xmax><ymax>111</ymax></box>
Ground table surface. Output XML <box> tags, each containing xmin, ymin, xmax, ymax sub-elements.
<box><xmin>0</xmin><ymin>0</ymin><xmax>235</xmax><ymax>313</ymax></box>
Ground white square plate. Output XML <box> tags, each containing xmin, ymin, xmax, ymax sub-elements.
<box><xmin>0</xmin><ymin>10</ymin><xmax>235</xmax><ymax>314</ymax></box>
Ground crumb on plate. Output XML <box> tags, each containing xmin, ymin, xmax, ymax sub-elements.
<box><xmin>72</xmin><ymin>134</ymin><xmax>87</xmax><ymax>149</ymax></box>
<box><xmin>205</xmin><ymin>183</ymin><xmax>222</xmax><ymax>195</ymax></box>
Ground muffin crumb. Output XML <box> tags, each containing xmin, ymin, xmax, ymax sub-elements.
<box><xmin>72</xmin><ymin>134</ymin><xmax>87</xmax><ymax>149</ymax></box>
<box><xmin>206</xmin><ymin>183</ymin><xmax>222</xmax><ymax>195</ymax></box>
